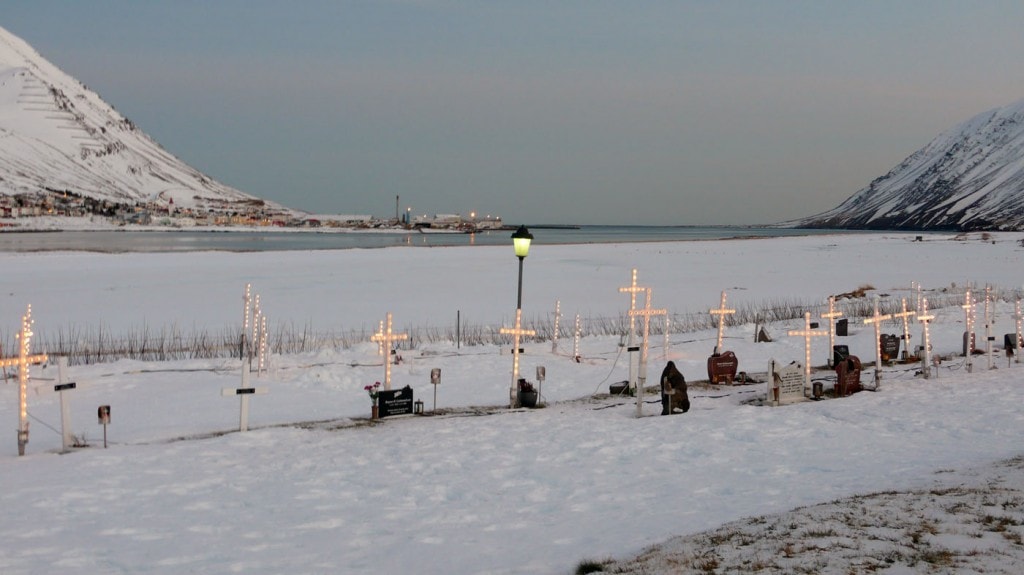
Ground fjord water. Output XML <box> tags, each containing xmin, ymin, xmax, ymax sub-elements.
<box><xmin>0</xmin><ymin>226</ymin><xmax>851</xmax><ymax>253</ymax></box>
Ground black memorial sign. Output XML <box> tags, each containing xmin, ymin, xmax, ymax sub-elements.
<box><xmin>880</xmin><ymin>334</ymin><xmax>900</xmax><ymax>361</ymax></box>
<box><xmin>54</xmin><ymin>382</ymin><xmax>77</xmax><ymax>392</ymax></box>
<box><xmin>378</xmin><ymin>386</ymin><xmax>414</xmax><ymax>418</ymax></box>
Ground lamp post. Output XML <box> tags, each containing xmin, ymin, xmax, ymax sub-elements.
<box><xmin>508</xmin><ymin>225</ymin><xmax>533</xmax><ymax>408</ymax></box>
<box><xmin>512</xmin><ymin>225</ymin><xmax>533</xmax><ymax>308</ymax></box>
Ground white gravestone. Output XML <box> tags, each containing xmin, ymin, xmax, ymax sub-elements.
<box><xmin>771</xmin><ymin>360</ymin><xmax>806</xmax><ymax>405</ymax></box>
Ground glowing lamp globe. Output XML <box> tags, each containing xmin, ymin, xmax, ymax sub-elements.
<box><xmin>511</xmin><ymin>225</ymin><xmax>533</xmax><ymax>259</ymax></box>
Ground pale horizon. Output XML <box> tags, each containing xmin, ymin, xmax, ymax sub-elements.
<box><xmin>7</xmin><ymin>2</ymin><xmax>1024</xmax><ymax>225</ymax></box>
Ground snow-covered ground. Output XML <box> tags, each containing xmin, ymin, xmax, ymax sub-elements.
<box><xmin>1</xmin><ymin>231</ymin><xmax>1023</xmax><ymax>574</ymax></box>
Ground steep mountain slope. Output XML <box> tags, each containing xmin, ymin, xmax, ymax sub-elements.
<box><xmin>791</xmin><ymin>98</ymin><xmax>1024</xmax><ymax>231</ymax></box>
<box><xmin>0</xmin><ymin>26</ymin><xmax>284</xmax><ymax>214</ymax></box>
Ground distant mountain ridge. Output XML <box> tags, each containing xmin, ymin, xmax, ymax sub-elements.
<box><xmin>790</xmin><ymin>98</ymin><xmax>1024</xmax><ymax>231</ymax></box>
<box><xmin>0</xmin><ymin>26</ymin><xmax>286</xmax><ymax>215</ymax></box>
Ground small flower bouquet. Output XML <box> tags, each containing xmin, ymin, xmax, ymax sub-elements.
<box><xmin>364</xmin><ymin>382</ymin><xmax>381</xmax><ymax>405</ymax></box>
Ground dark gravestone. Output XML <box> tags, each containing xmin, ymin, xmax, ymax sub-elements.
<box><xmin>378</xmin><ymin>386</ymin><xmax>414</xmax><ymax>418</ymax></box>
<box><xmin>832</xmin><ymin>345</ymin><xmax>849</xmax><ymax>367</ymax></box>
<box><xmin>836</xmin><ymin>318</ymin><xmax>848</xmax><ymax>337</ymax></box>
<box><xmin>707</xmin><ymin>351</ymin><xmax>739</xmax><ymax>384</ymax></box>
<box><xmin>834</xmin><ymin>355</ymin><xmax>863</xmax><ymax>397</ymax></box>
<box><xmin>963</xmin><ymin>332</ymin><xmax>976</xmax><ymax>356</ymax></box>
<box><xmin>880</xmin><ymin>334</ymin><xmax>901</xmax><ymax>362</ymax></box>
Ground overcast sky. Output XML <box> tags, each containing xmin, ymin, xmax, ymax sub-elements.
<box><xmin>6</xmin><ymin>1</ymin><xmax>1024</xmax><ymax>225</ymax></box>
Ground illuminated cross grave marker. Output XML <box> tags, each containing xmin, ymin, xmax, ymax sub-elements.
<box><xmin>787</xmin><ymin>312</ymin><xmax>828</xmax><ymax>396</ymax></box>
<box><xmin>618</xmin><ymin>268</ymin><xmax>648</xmax><ymax>394</ymax></box>
<box><xmin>709</xmin><ymin>291</ymin><xmax>736</xmax><ymax>355</ymax></box>
<box><xmin>1016</xmin><ymin>298</ymin><xmax>1023</xmax><ymax>365</ymax></box>
<box><xmin>371</xmin><ymin>312</ymin><xmax>409</xmax><ymax>391</ymax></box>
<box><xmin>863</xmin><ymin>297</ymin><xmax>893</xmax><ymax>388</ymax></box>
<box><xmin>0</xmin><ymin>305</ymin><xmax>48</xmax><ymax>456</ymax></box>
<box><xmin>984</xmin><ymin>285</ymin><xmax>994</xmax><ymax>370</ymax></box>
<box><xmin>918</xmin><ymin>298</ymin><xmax>935</xmax><ymax>379</ymax></box>
<box><xmin>628</xmin><ymin>288</ymin><xmax>667</xmax><ymax>418</ymax></box>
<box><xmin>500</xmin><ymin>309</ymin><xmax>536</xmax><ymax>407</ymax></box>
<box><xmin>962</xmin><ymin>289</ymin><xmax>975</xmax><ymax>372</ymax></box>
<box><xmin>820</xmin><ymin>296</ymin><xmax>843</xmax><ymax>366</ymax></box>
<box><xmin>573</xmin><ymin>312</ymin><xmax>581</xmax><ymax>361</ymax></box>
<box><xmin>552</xmin><ymin>300</ymin><xmax>561</xmax><ymax>354</ymax></box>
<box><xmin>890</xmin><ymin>298</ymin><xmax>916</xmax><ymax>360</ymax></box>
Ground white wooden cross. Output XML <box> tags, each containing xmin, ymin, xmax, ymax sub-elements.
<box><xmin>371</xmin><ymin>312</ymin><xmax>409</xmax><ymax>391</ymax></box>
<box><xmin>628</xmin><ymin>288</ymin><xmax>667</xmax><ymax>418</ymax></box>
<box><xmin>962</xmin><ymin>289</ymin><xmax>975</xmax><ymax>372</ymax></box>
<box><xmin>618</xmin><ymin>268</ymin><xmax>647</xmax><ymax>393</ymax></box>
<box><xmin>820</xmin><ymin>296</ymin><xmax>843</xmax><ymax>366</ymax></box>
<box><xmin>54</xmin><ymin>357</ymin><xmax>78</xmax><ymax>452</ymax></box>
<box><xmin>221</xmin><ymin>365</ymin><xmax>269</xmax><ymax>432</ymax></box>
<box><xmin>918</xmin><ymin>298</ymin><xmax>935</xmax><ymax>379</ymax></box>
<box><xmin>787</xmin><ymin>312</ymin><xmax>828</xmax><ymax>396</ymax></box>
<box><xmin>500</xmin><ymin>308</ymin><xmax>536</xmax><ymax>408</ymax></box>
<box><xmin>709</xmin><ymin>291</ymin><xmax>736</xmax><ymax>355</ymax></box>
<box><xmin>863</xmin><ymin>297</ymin><xmax>892</xmax><ymax>388</ymax></box>
<box><xmin>0</xmin><ymin>305</ymin><xmax>48</xmax><ymax>456</ymax></box>
<box><xmin>891</xmin><ymin>297</ymin><xmax>916</xmax><ymax>360</ymax></box>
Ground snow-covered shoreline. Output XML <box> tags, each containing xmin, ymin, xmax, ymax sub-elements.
<box><xmin>2</xmin><ymin>231</ymin><xmax>1023</xmax><ymax>574</ymax></box>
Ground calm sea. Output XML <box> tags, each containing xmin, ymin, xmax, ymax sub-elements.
<box><xmin>0</xmin><ymin>226</ymin><xmax>856</xmax><ymax>253</ymax></box>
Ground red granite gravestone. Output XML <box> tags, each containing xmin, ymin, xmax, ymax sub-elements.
<box><xmin>707</xmin><ymin>350</ymin><xmax>739</xmax><ymax>384</ymax></box>
<box><xmin>834</xmin><ymin>355</ymin><xmax>862</xmax><ymax>397</ymax></box>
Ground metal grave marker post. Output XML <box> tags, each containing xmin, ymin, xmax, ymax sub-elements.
<box><xmin>787</xmin><ymin>312</ymin><xmax>828</xmax><ymax>396</ymax></box>
<box><xmin>500</xmin><ymin>309</ymin><xmax>536</xmax><ymax>408</ymax></box>
<box><xmin>97</xmin><ymin>405</ymin><xmax>110</xmax><ymax>448</ymax></box>
<box><xmin>55</xmin><ymin>357</ymin><xmax>77</xmax><ymax>452</ymax></box>
<box><xmin>890</xmin><ymin>297</ymin><xmax>916</xmax><ymax>360</ymax></box>
<box><xmin>371</xmin><ymin>312</ymin><xmax>409</xmax><ymax>391</ymax></box>
<box><xmin>0</xmin><ymin>306</ymin><xmax>48</xmax><ymax>456</ymax></box>
<box><xmin>709</xmin><ymin>291</ymin><xmax>736</xmax><ymax>355</ymax></box>
<box><xmin>618</xmin><ymin>268</ymin><xmax>647</xmax><ymax>395</ymax></box>
<box><xmin>430</xmin><ymin>368</ymin><xmax>441</xmax><ymax>413</ymax></box>
<box><xmin>863</xmin><ymin>297</ymin><xmax>892</xmax><ymax>388</ymax></box>
<box><xmin>821</xmin><ymin>296</ymin><xmax>843</xmax><ymax>367</ymax></box>
<box><xmin>627</xmin><ymin>288</ymin><xmax>667</xmax><ymax>418</ymax></box>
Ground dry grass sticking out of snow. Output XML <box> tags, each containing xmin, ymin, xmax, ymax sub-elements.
<box><xmin>588</xmin><ymin>456</ymin><xmax>1024</xmax><ymax>574</ymax></box>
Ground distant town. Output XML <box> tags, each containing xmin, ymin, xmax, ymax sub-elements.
<box><xmin>0</xmin><ymin>190</ymin><xmax>508</xmax><ymax>232</ymax></box>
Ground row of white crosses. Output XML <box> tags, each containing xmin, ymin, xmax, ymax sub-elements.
<box><xmin>617</xmin><ymin>269</ymin><xmax>668</xmax><ymax>417</ymax></box>
<box><xmin>223</xmin><ymin>284</ymin><xmax>270</xmax><ymax>432</ymax></box>
<box><xmin>1</xmin><ymin>305</ymin><xmax>48</xmax><ymax>456</ymax></box>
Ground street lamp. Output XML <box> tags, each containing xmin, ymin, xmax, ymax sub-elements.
<box><xmin>512</xmin><ymin>225</ymin><xmax>533</xmax><ymax>308</ymax></box>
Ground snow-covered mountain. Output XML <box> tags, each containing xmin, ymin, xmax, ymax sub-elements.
<box><xmin>0</xmin><ymin>26</ymin><xmax>286</xmax><ymax>214</ymax></box>
<box><xmin>791</xmin><ymin>98</ymin><xmax>1024</xmax><ymax>231</ymax></box>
